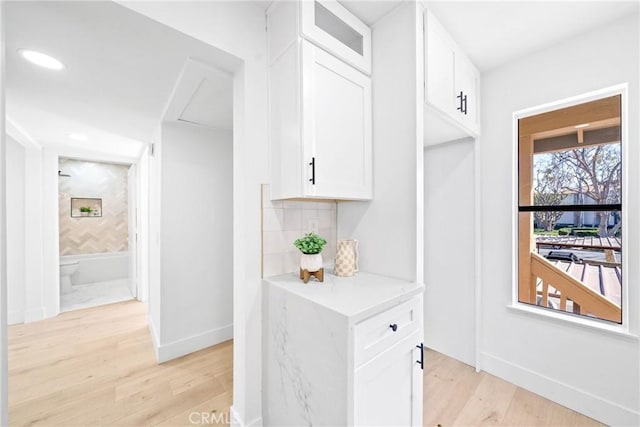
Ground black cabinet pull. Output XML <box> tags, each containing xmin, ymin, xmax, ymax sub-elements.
<box><xmin>309</xmin><ymin>157</ymin><xmax>315</xmax><ymax>185</ymax></box>
<box><xmin>416</xmin><ymin>343</ymin><xmax>424</xmax><ymax>370</ymax></box>
<box><xmin>389</xmin><ymin>324</ymin><xmax>398</xmax><ymax>332</ymax></box>
<box><xmin>456</xmin><ymin>91</ymin><xmax>468</xmax><ymax>115</ymax></box>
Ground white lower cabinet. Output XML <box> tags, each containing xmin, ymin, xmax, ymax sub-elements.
<box><xmin>264</xmin><ymin>273</ymin><xmax>424</xmax><ymax>426</ymax></box>
<box><xmin>354</xmin><ymin>330</ymin><xmax>423</xmax><ymax>426</ymax></box>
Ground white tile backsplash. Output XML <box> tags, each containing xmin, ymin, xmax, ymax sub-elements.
<box><xmin>262</xmin><ymin>208</ymin><xmax>284</xmax><ymax>232</ymax></box>
<box><xmin>284</xmin><ymin>250</ymin><xmax>301</xmax><ymax>273</ymax></box>
<box><xmin>263</xmin><ymin>253</ymin><xmax>284</xmax><ymax>278</ymax></box>
<box><xmin>318</xmin><ymin>210</ymin><xmax>333</xmax><ymax>229</ymax></box>
<box><xmin>263</xmin><ymin>231</ymin><xmax>285</xmax><ymax>255</ymax></box>
<box><xmin>261</xmin><ymin>185</ymin><xmax>337</xmax><ymax>277</ymax></box>
<box><xmin>283</xmin><ymin>208</ymin><xmax>303</xmax><ymax>231</ymax></box>
<box><xmin>282</xmin><ymin>200</ymin><xmax>303</xmax><ymax>209</ymax></box>
<box><xmin>316</xmin><ymin>201</ymin><xmax>335</xmax><ymax>210</ymax></box>
<box><xmin>283</xmin><ymin>230</ymin><xmax>301</xmax><ymax>252</ymax></box>
<box><xmin>262</xmin><ymin>185</ymin><xmax>283</xmax><ymax>208</ymax></box>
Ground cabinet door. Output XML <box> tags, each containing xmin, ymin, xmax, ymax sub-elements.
<box><xmin>301</xmin><ymin>0</ymin><xmax>372</xmax><ymax>75</ymax></box>
<box><xmin>454</xmin><ymin>50</ymin><xmax>480</xmax><ymax>135</ymax></box>
<box><xmin>302</xmin><ymin>40</ymin><xmax>372</xmax><ymax>200</ymax></box>
<box><xmin>269</xmin><ymin>41</ymin><xmax>303</xmax><ymax>200</ymax></box>
<box><xmin>424</xmin><ymin>10</ymin><xmax>455</xmax><ymax>116</ymax></box>
<box><xmin>354</xmin><ymin>330</ymin><xmax>423</xmax><ymax>426</ymax></box>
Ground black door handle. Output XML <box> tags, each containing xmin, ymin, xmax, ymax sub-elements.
<box><xmin>456</xmin><ymin>91</ymin><xmax>467</xmax><ymax>115</ymax></box>
<box><xmin>389</xmin><ymin>324</ymin><xmax>398</xmax><ymax>332</ymax></box>
<box><xmin>309</xmin><ymin>157</ymin><xmax>315</xmax><ymax>185</ymax></box>
<box><xmin>416</xmin><ymin>343</ymin><xmax>424</xmax><ymax>370</ymax></box>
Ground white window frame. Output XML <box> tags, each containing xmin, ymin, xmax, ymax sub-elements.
<box><xmin>510</xmin><ymin>83</ymin><xmax>632</xmax><ymax>336</ymax></box>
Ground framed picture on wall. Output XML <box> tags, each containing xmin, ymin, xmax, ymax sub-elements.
<box><xmin>71</xmin><ymin>197</ymin><xmax>102</xmax><ymax>217</ymax></box>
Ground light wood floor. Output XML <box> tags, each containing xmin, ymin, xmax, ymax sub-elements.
<box><xmin>8</xmin><ymin>301</ymin><xmax>232</xmax><ymax>426</ymax></box>
<box><xmin>9</xmin><ymin>301</ymin><xmax>602</xmax><ymax>426</ymax></box>
<box><xmin>423</xmin><ymin>349</ymin><xmax>603</xmax><ymax>427</ymax></box>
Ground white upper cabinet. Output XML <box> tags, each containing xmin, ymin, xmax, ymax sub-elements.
<box><xmin>425</xmin><ymin>12</ymin><xmax>455</xmax><ymax>118</ymax></box>
<box><xmin>301</xmin><ymin>0</ymin><xmax>372</xmax><ymax>75</ymax></box>
<box><xmin>268</xmin><ymin>1</ymin><xmax>372</xmax><ymax>201</ymax></box>
<box><xmin>454</xmin><ymin>49</ymin><xmax>480</xmax><ymax>133</ymax></box>
<box><xmin>424</xmin><ymin>9</ymin><xmax>481</xmax><ymax>139</ymax></box>
<box><xmin>302</xmin><ymin>42</ymin><xmax>372</xmax><ymax>200</ymax></box>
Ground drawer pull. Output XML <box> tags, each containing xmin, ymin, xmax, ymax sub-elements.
<box><xmin>416</xmin><ymin>343</ymin><xmax>424</xmax><ymax>370</ymax></box>
<box><xmin>389</xmin><ymin>323</ymin><xmax>398</xmax><ymax>332</ymax></box>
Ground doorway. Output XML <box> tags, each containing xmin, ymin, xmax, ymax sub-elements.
<box><xmin>57</xmin><ymin>157</ymin><xmax>137</xmax><ymax>312</ymax></box>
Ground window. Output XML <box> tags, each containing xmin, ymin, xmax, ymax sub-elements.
<box><xmin>517</xmin><ymin>94</ymin><xmax>622</xmax><ymax>324</ymax></box>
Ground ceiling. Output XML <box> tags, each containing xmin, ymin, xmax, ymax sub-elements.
<box><xmin>340</xmin><ymin>1</ymin><xmax>638</xmax><ymax>71</ymax></box>
<box><xmin>5</xmin><ymin>1</ymin><xmax>638</xmax><ymax>160</ymax></box>
<box><xmin>5</xmin><ymin>1</ymin><xmax>237</xmax><ymax>159</ymax></box>
<box><xmin>424</xmin><ymin>1</ymin><xmax>640</xmax><ymax>71</ymax></box>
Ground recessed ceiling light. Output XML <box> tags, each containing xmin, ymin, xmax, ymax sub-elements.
<box><xmin>574</xmin><ymin>123</ymin><xmax>590</xmax><ymax>129</ymax></box>
<box><xmin>18</xmin><ymin>49</ymin><xmax>65</xmax><ymax>70</ymax></box>
<box><xmin>68</xmin><ymin>133</ymin><xmax>88</xmax><ymax>141</ymax></box>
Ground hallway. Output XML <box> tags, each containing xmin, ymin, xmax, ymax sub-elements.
<box><xmin>8</xmin><ymin>301</ymin><xmax>232</xmax><ymax>426</ymax></box>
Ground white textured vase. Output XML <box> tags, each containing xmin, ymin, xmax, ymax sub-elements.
<box><xmin>300</xmin><ymin>253</ymin><xmax>323</xmax><ymax>272</ymax></box>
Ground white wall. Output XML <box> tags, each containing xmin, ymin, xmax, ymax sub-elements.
<box><xmin>118</xmin><ymin>3</ymin><xmax>269</xmax><ymax>425</ymax></box>
<box><xmin>480</xmin><ymin>14</ymin><xmax>639</xmax><ymax>426</ymax></box>
<box><xmin>23</xmin><ymin>142</ymin><xmax>44</xmax><ymax>322</ymax></box>
<box><xmin>338</xmin><ymin>2</ymin><xmax>424</xmax><ymax>285</ymax></box>
<box><xmin>157</xmin><ymin>121</ymin><xmax>233</xmax><ymax>360</ymax></box>
<box><xmin>147</xmin><ymin>125</ymin><xmax>162</xmax><ymax>352</ymax></box>
<box><xmin>136</xmin><ymin>146</ymin><xmax>150</xmax><ymax>303</ymax></box>
<box><xmin>0</xmin><ymin>3</ymin><xmax>8</xmax><ymax>422</ymax></box>
<box><xmin>6</xmin><ymin>136</ymin><xmax>25</xmax><ymax>325</ymax></box>
<box><xmin>423</xmin><ymin>138</ymin><xmax>475</xmax><ymax>366</ymax></box>
<box><xmin>5</xmin><ymin>122</ymin><xmax>45</xmax><ymax>325</ymax></box>
<box><xmin>42</xmin><ymin>148</ymin><xmax>60</xmax><ymax>318</ymax></box>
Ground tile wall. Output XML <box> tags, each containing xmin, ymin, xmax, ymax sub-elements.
<box><xmin>59</xmin><ymin>158</ymin><xmax>129</xmax><ymax>255</ymax></box>
<box><xmin>261</xmin><ymin>185</ymin><xmax>337</xmax><ymax>277</ymax></box>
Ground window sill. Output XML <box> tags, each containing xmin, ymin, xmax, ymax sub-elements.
<box><xmin>507</xmin><ymin>303</ymin><xmax>639</xmax><ymax>342</ymax></box>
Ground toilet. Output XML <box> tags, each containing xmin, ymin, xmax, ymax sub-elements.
<box><xmin>60</xmin><ymin>260</ymin><xmax>79</xmax><ymax>293</ymax></box>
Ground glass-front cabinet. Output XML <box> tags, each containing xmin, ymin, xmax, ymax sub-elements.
<box><xmin>301</xmin><ymin>0</ymin><xmax>371</xmax><ymax>75</ymax></box>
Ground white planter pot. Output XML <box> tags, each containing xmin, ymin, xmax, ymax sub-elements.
<box><xmin>300</xmin><ymin>253</ymin><xmax>323</xmax><ymax>272</ymax></box>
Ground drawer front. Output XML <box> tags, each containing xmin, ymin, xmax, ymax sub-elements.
<box><xmin>354</xmin><ymin>295</ymin><xmax>423</xmax><ymax>368</ymax></box>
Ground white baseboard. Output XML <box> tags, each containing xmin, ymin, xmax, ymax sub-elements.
<box><xmin>230</xmin><ymin>406</ymin><xmax>262</xmax><ymax>427</ymax></box>
<box><xmin>8</xmin><ymin>306</ymin><xmax>46</xmax><ymax>324</ymax></box>
<box><xmin>8</xmin><ymin>310</ymin><xmax>24</xmax><ymax>325</ymax></box>
<box><xmin>24</xmin><ymin>307</ymin><xmax>46</xmax><ymax>323</ymax></box>
<box><xmin>156</xmin><ymin>324</ymin><xmax>233</xmax><ymax>363</ymax></box>
<box><xmin>481</xmin><ymin>352</ymin><xmax>639</xmax><ymax>426</ymax></box>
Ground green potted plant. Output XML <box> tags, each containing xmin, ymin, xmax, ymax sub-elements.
<box><xmin>79</xmin><ymin>206</ymin><xmax>93</xmax><ymax>217</ymax></box>
<box><xmin>294</xmin><ymin>232</ymin><xmax>327</xmax><ymax>272</ymax></box>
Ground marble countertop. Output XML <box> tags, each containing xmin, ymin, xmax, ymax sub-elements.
<box><xmin>264</xmin><ymin>271</ymin><xmax>424</xmax><ymax>323</ymax></box>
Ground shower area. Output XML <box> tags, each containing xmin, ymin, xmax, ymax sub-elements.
<box><xmin>58</xmin><ymin>158</ymin><xmax>135</xmax><ymax>311</ymax></box>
